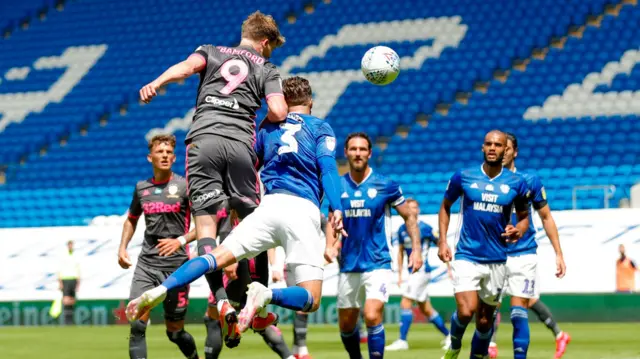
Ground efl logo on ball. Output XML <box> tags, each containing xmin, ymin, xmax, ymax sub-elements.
<box><xmin>361</xmin><ymin>46</ymin><xmax>401</xmax><ymax>86</ymax></box>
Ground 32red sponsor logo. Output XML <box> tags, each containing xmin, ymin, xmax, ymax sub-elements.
<box><xmin>142</xmin><ymin>202</ymin><xmax>181</xmax><ymax>214</ymax></box>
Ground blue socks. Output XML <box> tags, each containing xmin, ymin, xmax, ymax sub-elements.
<box><xmin>429</xmin><ymin>311</ymin><xmax>450</xmax><ymax>336</ymax></box>
<box><xmin>470</xmin><ymin>328</ymin><xmax>493</xmax><ymax>358</ymax></box>
<box><xmin>162</xmin><ymin>255</ymin><xmax>216</xmax><ymax>290</ymax></box>
<box><xmin>367</xmin><ymin>324</ymin><xmax>385</xmax><ymax>358</ymax></box>
<box><xmin>340</xmin><ymin>327</ymin><xmax>362</xmax><ymax>359</ymax></box>
<box><xmin>270</xmin><ymin>287</ymin><xmax>314</xmax><ymax>312</ymax></box>
<box><xmin>399</xmin><ymin>309</ymin><xmax>413</xmax><ymax>340</ymax></box>
<box><xmin>511</xmin><ymin>306</ymin><xmax>530</xmax><ymax>359</ymax></box>
<box><xmin>449</xmin><ymin>311</ymin><xmax>469</xmax><ymax>350</ymax></box>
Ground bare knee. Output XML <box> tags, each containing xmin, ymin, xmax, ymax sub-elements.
<box><xmin>298</xmin><ymin>280</ymin><xmax>322</xmax><ymax>312</ymax></box>
<box><xmin>338</xmin><ymin>309</ymin><xmax>360</xmax><ymax>332</ymax></box>
<box><xmin>400</xmin><ymin>297</ymin><xmax>413</xmax><ymax>310</ymax></box>
<box><xmin>418</xmin><ymin>300</ymin><xmax>434</xmax><ymax>317</ymax></box>
<box><xmin>475</xmin><ymin>302</ymin><xmax>496</xmax><ymax>331</ymax></box>
<box><xmin>165</xmin><ymin>320</ymin><xmax>184</xmax><ymax>332</ymax></box>
<box><xmin>455</xmin><ymin>292</ymin><xmax>478</xmax><ymax>322</ymax></box>
<box><xmin>363</xmin><ymin>300</ymin><xmax>384</xmax><ymax>327</ymax></box>
<box><xmin>457</xmin><ymin>303</ymin><xmax>475</xmax><ymax>321</ymax></box>
<box><xmin>207</xmin><ymin>306</ymin><xmax>219</xmax><ymax>320</ymax></box>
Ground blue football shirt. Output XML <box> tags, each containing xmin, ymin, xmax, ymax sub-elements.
<box><xmin>256</xmin><ymin>113</ymin><xmax>336</xmax><ymax>208</ymax></box>
<box><xmin>394</xmin><ymin>221</ymin><xmax>438</xmax><ymax>273</ymax></box>
<box><xmin>507</xmin><ymin>168</ymin><xmax>548</xmax><ymax>256</ymax></box>
<box><xmin>337</xmin><ymin>170</ymin><xmax>405</xmax><ymax>273</ymax></box>
<box><xmin>444</xmin><ymin>165</ymin><xmax>529</xmax><ymax>263</ymax></box>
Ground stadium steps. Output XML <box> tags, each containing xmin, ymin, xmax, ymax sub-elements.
<box><xmin>3</xmin><ymin>0</ymin><xmax>326</xmax><ymax>179</ymax></box>
<box><xmin>2</xmin><ymin>0</ymin><xmax>62</xmax><ymax>40</ymax></box>
<box><xmin>377</xmin><ymin>0</ymin><xmax>635</xmax><ymax>160</ymax></box>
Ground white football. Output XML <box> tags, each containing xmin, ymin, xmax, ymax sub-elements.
<box><xmin>361</xmin><ymin>46</ymin><xmax>401</xmax><ymax>86</ymax></box>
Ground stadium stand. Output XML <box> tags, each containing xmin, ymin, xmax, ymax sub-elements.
<box><xmin>0</xmin><ymin>0</ymin><xmax>638</xmax><ymax>227</ymax></box>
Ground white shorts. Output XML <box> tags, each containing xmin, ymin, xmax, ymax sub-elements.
<box><xmin>223</xmin><ymin>193</ymin><xmax>325</xmax><ymax>283</ymax></box>
<box><xmin>337</xmin><ymin>269</ymin><xmax>393</xmax><ymax>309</ymax></box>
<box><xmin>505</xmin><ymin>254</ymin><xmax>538</xmax><ymax>299</ymax></box>
<box><xmin>403</xmin><ymin>271</ymin><xmax>431</xmax><ymax>303</ymax></box>
<box><xmin>451</xmin><ymin>259</ymin><xmax>506</xmax><ymax>306</ymax></box>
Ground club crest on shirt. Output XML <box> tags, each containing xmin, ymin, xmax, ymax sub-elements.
<box><xmin>367</xmin><ymin>188</ymin><xmax>378</xmax><ymax>199</ymax></box>
<box><xmin>500</xmin><ymin>184</ymin><xmax>510</xmax><ymax>194</ymax></box>
<box><xmin>167</xmin><ymin>184</ymin><xmax>180</xmax><ymax>198</ymax></box>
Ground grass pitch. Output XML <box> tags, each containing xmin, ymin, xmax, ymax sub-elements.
<box><xmin>1</xmin><ymin>322</ymin><xmax>638</xmax><ymax>358</ymax></box>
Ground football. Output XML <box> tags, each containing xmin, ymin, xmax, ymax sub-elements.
<box><xmin>361</xmin><ymin>46</ymin><xmax>401</xmax><ymax>86</ymax></box>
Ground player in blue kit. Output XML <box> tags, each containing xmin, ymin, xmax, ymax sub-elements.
<box><xmin>126</xmin><ymin>76</ymin><xmax>347</xmax><ymax>337</ymax></box>
<box><xmin>488</xmin><ymin>133</ymin><xmax>569</xmax><ymax>359</ymax></box>
<box><xmin>438</xmin><ymin>130</ymin><xmax>530</xmax><ymax>359</ymax></box>
<box><xmin>386</xmin><ymin>198</ymin><xmax>451</xmax><ymax>352</ymax></box>
<box><xmin>324</xmin><ymin>132</ymin><xmax>423</xmax><ymax>359</ymax></box>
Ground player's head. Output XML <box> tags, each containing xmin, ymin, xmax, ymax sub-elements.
<box><xmin>406</xmin><ymin>198</ymin><xmax>421</xmax><ymax>216</ymax></box>
<box><xmin>619</xmin><ymin>244</ymin><xmax>626</xmax><ymax>256</ymax></box>
<box><xmin>503</xmin><ymin>131</ymin><xmax>519</xmax><ymax>169</ymax></box>
<box><xmin>345</xmin><ymin>132</ymin><xmax>372</xmax><ymax>172</ymax></box>
<box><xmin>147</xmin><ymin>134</ymin><xmax>176</xmax><ymax>171</ymax></box>
<box><xmin>283</xmin><ymin>76</ymin><xmax>312</xmax><ymax>111</ymax></box>
<box><xmin>67</xmin><ymin>240</ymin><xmax>73</xmax><ymax>253</ymax></box>
<box><xmin>482</xmin><ymin>130</ymin><xmax>507</xmax><ymax>166</ymax></box>
<box><xmin>241</xmin><ymin>11</ymin><xmax>285</xmax><ymax>58</ymax></box>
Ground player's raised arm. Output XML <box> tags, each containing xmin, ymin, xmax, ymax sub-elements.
<box><xmin>139</xmin><ymin>52</ymin><xmax>207</xmax><ymax>103</ymax></box>
<box><xmin>118</xmin><ymin>186</ymin><xmax>142</xmax><ymax>269</ymax></box>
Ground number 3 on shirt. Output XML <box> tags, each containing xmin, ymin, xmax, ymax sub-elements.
<box><xmin>219</xmin><ymin>59</ymin><xmax>249</xmax><ymax>95</ymax></box>
<box><xmin>278</xmin><ymin>123</ymin><xmax>302</xmax><ymax>155</ymax></box>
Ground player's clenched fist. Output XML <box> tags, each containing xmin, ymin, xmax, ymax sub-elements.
<box><xmin>139</xmin><ymin>82</ymin><xmax>159</xmax><ymax>103</ymax></box>
<box><xmin>501</xmin><ymin>224</ymin><xmax>522</xmax><ymax>243</ymax></box>
<box><xmin>118</xmin><ymin>248</ymin><xmax>132</xmax><ymax>269</ymax></box>
<box><xmin>438</xmin><ymin>242</ymin><xmax>452</xmax><ymax>263</ymax></box>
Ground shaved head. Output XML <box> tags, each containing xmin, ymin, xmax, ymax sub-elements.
<box><xmin>482</xmin><ymin>130</ymin><xmax>507</xmax><ymax>166</ymax></box>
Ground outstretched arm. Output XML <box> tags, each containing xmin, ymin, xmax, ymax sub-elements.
<box><xmin>140</xmin><ymin>54</ymin><xmax>206</xmax><ymax>103</ymax></box>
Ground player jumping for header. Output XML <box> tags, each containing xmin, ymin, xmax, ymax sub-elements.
<box><xmin>324</xmin><ymin>132</ymin><xmax>423</xmax><ymax>359</ymax></box>
<box><xmin>488</xmin><ymin>132</ymin><xmax>569</xmax><ymax>359</ymax></box>
<box><xmin>138</xmin><ymin>11</ymin><xmax>288</xmax><ymax>346</ymax></box>
<box><xmin>127</xmin><ymin>76</ymin><xmax>346</xmax><ymax>339</ymax></box>
<box><xmin>439</xmin><ymin>130</ymin><xmax>530</xmax><ymax>359</ymax></box>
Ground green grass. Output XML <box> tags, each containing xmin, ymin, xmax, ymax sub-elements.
<box><xmin>1</xmin><ymin>323</ymin><xmax>639</xmax><ymax>358</ymax></box>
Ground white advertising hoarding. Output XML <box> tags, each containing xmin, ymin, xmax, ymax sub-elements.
<box><xmin>0</xmin><ymin>209</ymin><xmax>639</xmax><ymax>301</ymax></box>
